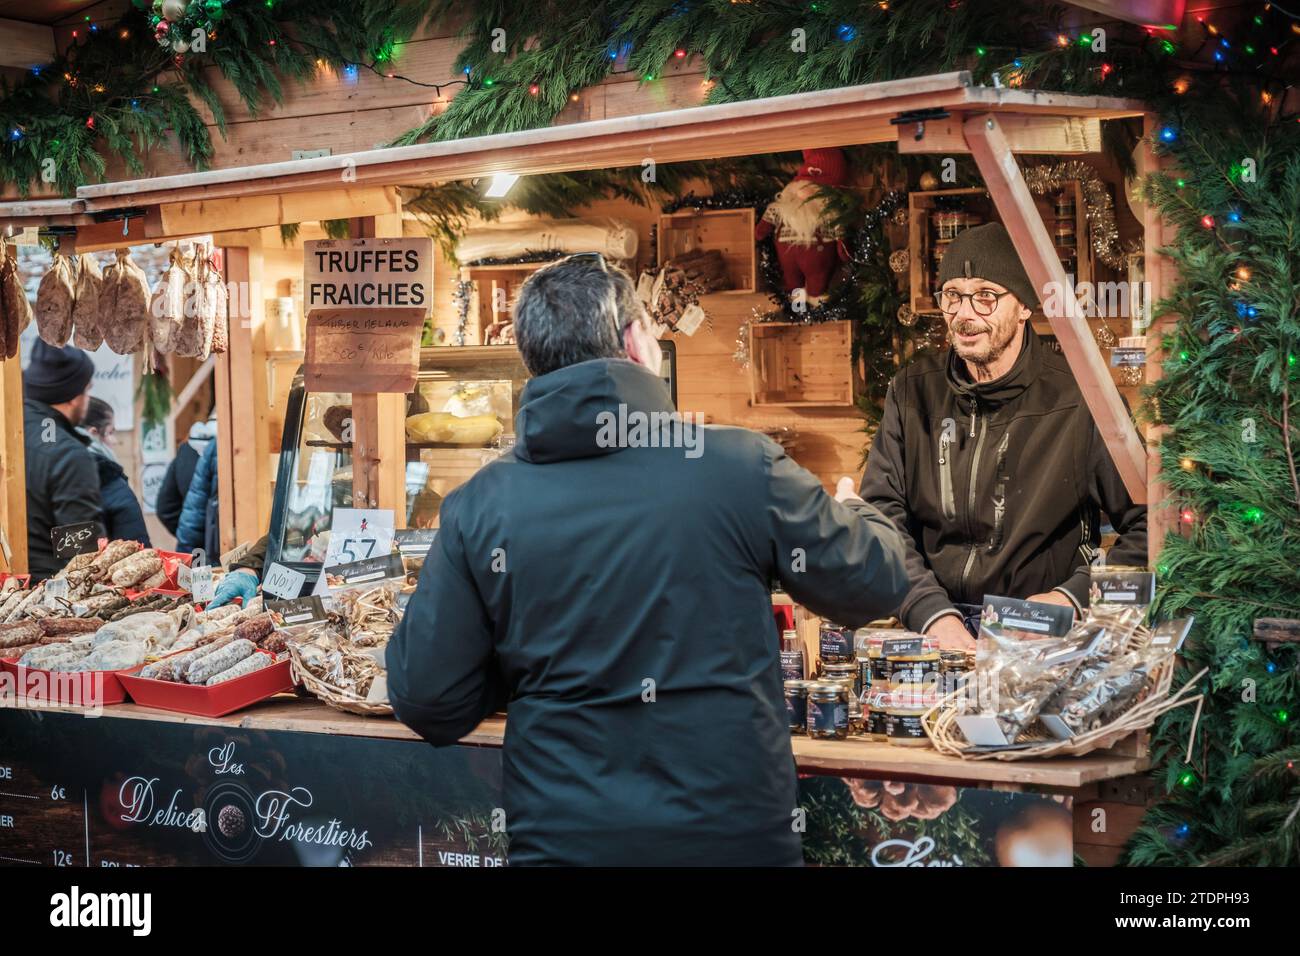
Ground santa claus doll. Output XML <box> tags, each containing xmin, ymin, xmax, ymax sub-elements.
<box><xmin>755</xmin><ymin>148</ymin><xmax>850</xmax><ymax>304</ymax></box>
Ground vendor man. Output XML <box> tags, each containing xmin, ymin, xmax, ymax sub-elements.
<box><xmin>860</xmin><ymin>222</ymin><xmax>1147</xmax><ymax>650</ymax></box>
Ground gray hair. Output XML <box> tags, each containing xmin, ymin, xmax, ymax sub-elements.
<box><xmin>513</xmin><ymin>255</ymin><xmax>646</xmax><ymax>376</ymax></box>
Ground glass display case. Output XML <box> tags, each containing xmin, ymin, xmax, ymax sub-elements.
<box><xmin>267</xmin><ymin>342</ymin><xmax>677</xmax><ymax>584</ymax></box>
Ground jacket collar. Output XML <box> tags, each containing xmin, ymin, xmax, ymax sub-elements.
<box><xmin>514</xmin><ymin>358</ymin><xmax>675</xmax><ymax>464</ymax></box>
<box><xmin>944</xmin><ymin>325</ymin><xmax>1041</xmax><ymax>410</ymax></box>
<box><xmin>24</xmin><ymin>398</ymin><xmax>91</xmax><ymax>446</ymax></box>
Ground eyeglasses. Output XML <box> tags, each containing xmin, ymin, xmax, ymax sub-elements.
<box><xmin>935</xmin><ymin>288</ymin><xmax>1014</xmax><ymax>316</ymax></box>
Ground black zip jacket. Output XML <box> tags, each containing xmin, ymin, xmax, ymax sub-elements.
<box><xmin>388</xmin><ymin>358</ymin><xmax>909</xmax><ymax>866</ymax></box>
<box><xmin>860</xmin><ymin>329</ymin><xmax>1147</xmax><ymax>633</ymax></box>
<box><xmin>23</xmin><ymin>399</ymin><xmax>103</xmax><ymax>580</ymax></box>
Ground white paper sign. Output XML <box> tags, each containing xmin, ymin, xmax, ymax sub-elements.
<box><xmin>311</xmin><ymin>508</ymin><xmax>395</xmax><ymax>596</ymax></box>
<box><xmin>189</xmin><ymin>566</ymin><xmax>215</xmax><ymax>604</ymax></box>
<box><xmin>263</xmin><ymin>562</ymin><xmax>308</xmax><ymax>600</ymax></box>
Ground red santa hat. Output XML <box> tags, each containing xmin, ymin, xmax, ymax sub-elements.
<box><xmin>796</xmin><ymin>148</ymin><xmax>848</xmax><ymax>186</ymax></box>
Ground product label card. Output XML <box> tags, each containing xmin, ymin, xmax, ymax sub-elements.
<box><xmin>979</xmin><ymin>595</ymin><xmax>1074</xmax><ymax>638</ymax></box>
<box><xmin>267</xmin><ymin>596</ymin><xmax>329</xmax><ymax>628</ymax></box>
<box><xmin>1089</xmin><ymin>570</ymin><xmax>1155</xmax><ymax>608</ymax></box>
<box><xmin>312</xmin><ymin>509</ymin><xmax>395</xmax><ymax>596</ymax></box>
<box><xmin>43</xmin><ymin>576</ymin><xmax>69</xmax><ymax>608</ymax></box>
<box><xmin>882</xmin><ymin>636</ymin><xmax>924</xmax><ymax>658</ymax></box>
<box><xmin>324</xmin><ymin>553</ymin><xmax>406</xmax><ymax>590</ymax></box>
<box><xmin>394</xmin><ymin>529</ymin><xmax>437</xmax><ymax>557</ymax></box>
<box><xmin>1150</xmin><ymin>616</ymin><xmax>1194</xmax><ymax>650</ymax></box>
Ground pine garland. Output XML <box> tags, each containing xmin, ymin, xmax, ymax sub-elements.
<box><xmin>1122</xmin><ymin>79</ymin><xmax>1300</xmax><ymax>867</ymax></box>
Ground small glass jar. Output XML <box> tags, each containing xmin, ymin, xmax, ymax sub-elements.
<box><xmin>779</xmin><ymin>628</ymin><xmax>805</xmax><ymax>681</ymax></box>
<box><xmin>1054</xmin><ymin>192</ymin><xmax>1076</xmax><ymax>219</ymax></box>
<box><xmin>807</xmin><ymin>681</ymin><xmax>850</xmax><ymax>740</ymax></box>
<box><xmin>1054</xmin><ymin>220</ymin><xmax>1076</xmax><ymax>247</ymax></box>
<box><xmin>884</xmin><ymin>689</ymin><xmax>937</xmax><ymax>747</ymax></box>
<box><xmin>884</xmin><ymin>635</ymin><xmax>941</xmax><ymax>689</ymax></box>
<box><xmin>864</xmin><ymin>689</ymin><xmax>890</xmax><ymax>741</ymax></box>
<box><xmin>822</xmin><ymin>662</ymin><xmax>860</xmax><ymax>698</ymax></box>
<box><xmin>818</xmin><ymin>622</ymin><xmax>855</xmax><ymax>665</ymax></box>
<box><xmin>785</xmin><ymin>680</ymin><xmax>810</xmax><ymax>735</ymax></box>
<box><xmin>940</xmin><ymin>650</ymin><xmax>974</xmax><ymax>697</ymax></box>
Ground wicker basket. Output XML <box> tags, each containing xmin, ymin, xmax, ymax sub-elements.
<box><xmin>288</xmin><ymin>643</ymin><xmax>393</xmax><ymax>717</ymax></box>
<box><xmin>922</xmin><ymin>659</ymin><xmax>1207</xmax><ymax>761</ymax></box>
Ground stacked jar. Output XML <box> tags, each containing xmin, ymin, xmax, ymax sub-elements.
<box><xmin>881</xmin><ymin>634</ymin><xmax>940</xmax><ymax>747</ymax></box>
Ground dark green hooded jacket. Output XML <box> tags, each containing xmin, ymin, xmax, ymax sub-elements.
<box><xmin>388</xmin><ymin>358</ymin><xmax>909</xmax><ymax>866</ymax></box>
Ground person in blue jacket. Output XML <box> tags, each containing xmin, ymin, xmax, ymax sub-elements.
<box><xmin>80</xmin><ymin>398</ymin><xmax>150</xmax><ymax>547</ymax></box>
<box><xmin>175</xmin><ymin>437</ymin><xmax>218</xmax><ymax>559</ymax></box>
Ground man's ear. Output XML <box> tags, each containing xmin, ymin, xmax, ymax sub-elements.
<box><xmin>1018</xmin><ymin>304</ymin><xmax>1033</xmax><ymax>323</ymax></box>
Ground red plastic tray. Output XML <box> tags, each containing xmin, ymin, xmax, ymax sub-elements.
<box><xmin>119</xmin><ymin>654</ymin><xmax>294</xmax><ymax>718</ymax></box>
<box><xmin>0</xmin><ymin>573</ymin><xmax>30</xmax><ymax>588</ymax></box>
<box><xmin>0</xmin><ymin>657</ymin><xmax>132</xmax><ymax>706</ymax></box>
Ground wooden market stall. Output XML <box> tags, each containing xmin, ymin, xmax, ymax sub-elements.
<box><xmin>0</xmin><ymin>70</ymin><xmax>1178</xmax><ymax>867</ymax></box>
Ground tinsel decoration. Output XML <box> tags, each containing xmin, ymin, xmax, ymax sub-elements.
<box><xmin>1094</xmin><ymin>322</ymin><xmax>1118</xmax><ymax>350</ymax></box>
<box><xmin>1021</xmin><ymin>161</ymin><xmax>1124</xmax><ymax>270</ymax></box>
<box><xmin>897</xmin><ymin>303</ymin><xmax>917</xmax><ymax>327</ymax></box>
<box><xmin>733</xmin><ymin>316</ymin><xmax>754</xmax><ymax>370</ymax></box>
<box><xmin>891</xmin><ymin>206</ymin><xmax>909</xmax><ymax>227</ymax></box>
<box><xmin>660</xmin><ymin>189</ymin><xmax>771</xmax><ymax>214</ymax></box>
<box><xmin>888</xmin><ymin>249</ymin><xmax>910</xmax><ymax>274</ymax></box>
<box><xmin>1117</xmin><ymin>364</ymin><xmax>1144</xmax><ymax>387</ymax></box>
<box><xmin>451</xmin><ymin>278</ymin><xmax>473</xmax><ymax>346</ymax></box>
<box><xmin>465</xmin><ymin>251</ymin><xmax>567</xmax><ymax>267</ymax></box>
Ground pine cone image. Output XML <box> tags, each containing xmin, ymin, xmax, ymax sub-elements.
<box><xmin>846</xmin><ymin>779</ymin><xmax>959</xmax><ymax>822</ymax></box>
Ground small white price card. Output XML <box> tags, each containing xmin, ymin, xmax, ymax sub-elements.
<box><xmin>312</xmin><ymin>508</ymin><xmax>395</xmax><ymax>596</ymax></box>
<box><xmin>263</xmin><ymin>562</ymin><xmax>307</xmax><ymax>600</ymax></box>
<box><xmin>188</xmin><ymin>566</ymin><xmax>215</xmax><ymax>604</ymax></box>
<box><xmin>44</xmin><ymin>577</ymin><xmax>69</xmax><ymax>608</ymax></box>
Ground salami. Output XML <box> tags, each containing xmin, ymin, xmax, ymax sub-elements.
<box><xmin>71</xmin><ymin>254</ymin><xmax>104</xmax><ymax>350</ymax></box>
<box><xmin>179</xmin><ymin>633</ymin><xmax>236</xmax><ymax>682</ymax></box>
<box><xmin>206</xmin><ymin>651</ymin><xmax>274</xmax><ymax>685</ymax></box>
<box><xmin>101</xmin><ymin>249</ymin><xmax>151</xmax><ymax>354</ymax></box>
<box><xmin>35</xmin><ymin>253</ymin><xmax>76</xmax><ymax>347</ymax></box>
<box><xmin>151</xmin><ymin>243</ymin><xmax>192</xmax><ymax>354</ymax></box>
<box><xmin>186</xmin><ymin>639</ymin><xmax>255</xmax><ymax>685</ymax></box>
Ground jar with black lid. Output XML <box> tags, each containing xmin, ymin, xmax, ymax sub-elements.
<box><xmin>785</xmin><ymin>680</ymin><xmax>810</xmax><ymax>734</ymax></box>
<box><xmin>806</xmin><ymin>681</ymin><xmax>850</xmax><ymax>740</ymax></box>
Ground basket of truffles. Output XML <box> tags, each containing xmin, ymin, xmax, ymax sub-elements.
<box><xmin>923</xmin><ymin>574</ymin><xmax>1207</xmax><ymax>761</ymax></box>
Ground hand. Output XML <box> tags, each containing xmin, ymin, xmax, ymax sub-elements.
<box><xmin>1026</xmin><ymin>591</ymin><xmax>1077</xmax><ymax>618</ymax></box>
<box><xmin>925</xmin><ymin>614</ymin><xmax>977</xmax><ymax>652</ymax></box>
<box><xmin>834</xmin><ymin>476</ymin><xmax>862</xmax><ymax>503</ymax></box>
<box><xmin>208</xmin><ymin>568</ymin><xmax>259</xmax><ymax>608</ymax></box>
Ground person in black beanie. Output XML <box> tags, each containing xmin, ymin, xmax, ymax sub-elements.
<box><xmin>860</xmin><ymin>222</ymin><xmax>1147</xmax><ymax>649</ymax></box>
<box><xmin>23</xmin><ymin>339</ymin><xmax>102</xmax><ymax>580</ymax></box>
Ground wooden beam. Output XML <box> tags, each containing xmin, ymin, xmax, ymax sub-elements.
<box><xmin>167</xmin><ymin>356</ymin><xmax>215</xmax><ymax>426</ymax></box>
<box><xmin>0</xmin><ymin>18</ymin><xmax>55</xmax><ymax>70</ymax></box>
<box><xmin>1062</xmin><ymin>0</ymin><xmax>1184</xmax><ymax>28</ymax></box>
<box><xmin>963</xmin><ymin>113</ymin><xmax>1148</xmax><ymax>504</ymax></box>
<box><xmin>1140</xmin><ymin>113</ymin><xmax>1178</xmax><ymax>566</ymax></box>
<box><xmin>219</xmin><ymin>246</ymin><xmax>271</xmax><ymax>550</ymax></box>
<box><xmin>338</xmin><ymin>213</ymin><xmax>409</xmax><ymax>519</ymax></box>
<box><xmin>0</xmin><ymin>332</ymin><xmax>27</xmax><ymax>574</ymax></box>
<box><xmin>899</xmin><ymin>114</ymin><xmax>1101</xmax><ymax>154</ymax></box>
<box><xmin>159</xmin><ymin>186</ymin><xmax>400</xmax><ymax>237</ymax></box>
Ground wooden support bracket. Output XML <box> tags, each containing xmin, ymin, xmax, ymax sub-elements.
<box><xmin>963</xmin><ymin>113</ymin><xmax>1148</xmax><ymax>504</ymax></box>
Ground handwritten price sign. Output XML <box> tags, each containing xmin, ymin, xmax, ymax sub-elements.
<box><xmin>304</xmin><ymin>308</ymin><xmax>425</xmax><ymax>394</ymax></box>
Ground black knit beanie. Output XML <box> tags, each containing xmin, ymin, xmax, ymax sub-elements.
<box><xmin>937</xmin><ymin>222</ymin><xmax>1040</xmax><ymax>310</ymax></box>
<box><xmin>24</xmin><ymin>339</ymin><xmax>95</xmax><ymax>405</ymax></box>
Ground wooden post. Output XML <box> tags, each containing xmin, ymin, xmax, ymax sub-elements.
<box><xmin>218</xmin><ymin>245</ymin><xmax>271</xmax><ymax>554</ymax></box>
<box><xmin>346</xmin><ymin>214</ymin><xmax>409</xmax><ymax>522</ymax></box>
<box><xmin>963</xmin><ymin>113</ymin><xmax>1148</xmax><ymax>505</ymax></box>
<box><xmin>1139</xmin><ymin>113</ymin><xmax>1177</xmax><ymax>567</ymax></box>
<box><xmin>0</xmin><ymin>337</ymin><xmax>27</xmax><ymax>574</ymax></box>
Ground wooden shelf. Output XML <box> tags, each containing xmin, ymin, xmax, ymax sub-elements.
<box><xmin>657</xmin><ymin>207</ymin><xmax>757</xmax><ymax>293</ymax></box>
<box><xmin>749</xmin><ymin>320</ymin><xmax>854</xmax><ymax>408</ymax></box>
